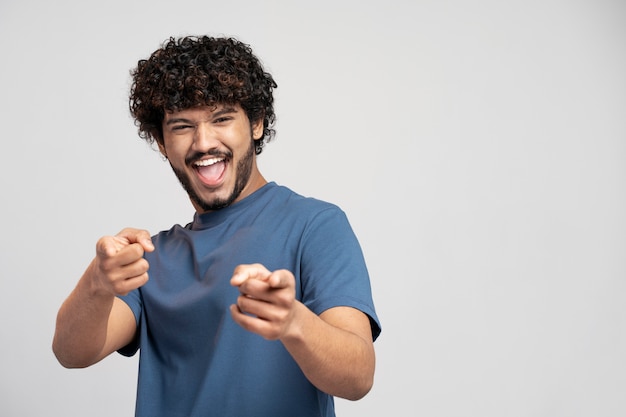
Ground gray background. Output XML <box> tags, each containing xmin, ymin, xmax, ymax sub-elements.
<box><xmin>1</xmin><ymin>0</ymin><xmax>625</xmax><ymax>416</ymax></box>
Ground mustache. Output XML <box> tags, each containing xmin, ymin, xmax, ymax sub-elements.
<box><xmin>185</xmin><ymin>149</ymin><xmax>232</xmax><ymax>165</ymax></box>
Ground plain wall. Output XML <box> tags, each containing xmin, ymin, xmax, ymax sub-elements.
<box><xmin>1</xmin><ymin>0</ymin><xmax>625</xmax><ymax>416</ymax></box>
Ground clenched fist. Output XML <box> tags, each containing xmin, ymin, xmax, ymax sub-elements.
<box><xmin>90</xmin><ymin>228</ymin><xmax>154</xmax><ymax>296</ymax></box>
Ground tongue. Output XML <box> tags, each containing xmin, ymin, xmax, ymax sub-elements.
<box><xmin>197</xmin><ymin>161</ymin><xmax>226</xmax><ymax>185</ymax></box>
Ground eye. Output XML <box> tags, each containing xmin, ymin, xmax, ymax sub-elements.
<box><xmin>171</xmin><ymin>124</ymin><xmax>193</xmax><ymax>131</ymax></box>
<box><xmin>213</xmin><ymin>116</ymin><xmax>233</xmax><ymax>124</ymax></box>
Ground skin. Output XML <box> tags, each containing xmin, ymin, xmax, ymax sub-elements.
<box><xmin>53</xmin><ymin>104</ymin><xmax>376</xmax><ymax>400</ymax></box>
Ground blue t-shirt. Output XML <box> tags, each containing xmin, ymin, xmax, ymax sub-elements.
<box><xmin>119</xmin><ymin>182</ymin><xmax>381</xmax><ymax>417</ymax></box>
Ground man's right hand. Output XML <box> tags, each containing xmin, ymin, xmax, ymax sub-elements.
<box><xmin>90</xmin><ymin>228</ymin><xmax>154</xmax><ymax>296</ymax></box>
<box><xmin>53</xmin><ymin>228</ymin><xmax>154</xmax><ymax>368</ymax></box>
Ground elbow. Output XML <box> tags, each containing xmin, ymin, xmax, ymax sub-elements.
<box><xmin>52</xmin><ymin>339</ymin><xmax>95</xmax><ymax>369</ymax></box>
<box><xmin>56</xmin><ymin>360</ymin><xmax>84</xmax><ymax>369</ymax></box>
<box><xmin>52</xmin><ymin>345</ymin><xmax>79</xmax><ymax>369</ymax></box>
<box><xmin>343</xmin><ymin>376</ymin><xmax>374</xmax><ymax>401</ymax></box>
<box><xmin>335</xmin><ymin>366</ymin><xmax>374</xmax><ymax>401</ymax></box>
<box><xmin>341</xmin><ymin>347</ymin><xmax>376</xmax><ymax>401</ymax></box>
<box><xmin>53</xmin><ymin>351</ymin><xmax>93</xmax><ymax>369</ymax></box>
<box><xmin>350</xmin><ymin>351</ymin><xmax>376</xmax><ymax>400</ymax></box>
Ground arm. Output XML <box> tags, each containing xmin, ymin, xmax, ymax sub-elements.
<box><xmin>52</xmin><ymin>228</ymin><xmax>154</xmax><ymax>368</ymax></box>
<box><xmin>230</xmin><ymin>264</ymin><xmax>375</xmax><ymax>400</ymax></box>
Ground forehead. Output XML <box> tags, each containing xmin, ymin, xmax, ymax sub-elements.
<box><xmin>163</xmin><ymin>104</ymin><xmax>242</xmax><ymax>121</ymax></box>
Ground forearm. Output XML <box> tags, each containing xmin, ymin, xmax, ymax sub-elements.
<box><xmin>280</xmin><ymin>304</ymin><xmax>376</xmax><ymax>400</ymax></box>
<box><xmin>52</xmin><ymin>262</ymin><xmax>115</xmax><ymax>368</ymax></box>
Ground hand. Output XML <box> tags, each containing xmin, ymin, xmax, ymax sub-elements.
<box><xmin>90</xmin><ymin>228</ymin><xmax>154</xmax><ymax>296</ymax></box>
<box><xmin>229</xmin><ymin>264</ymin><xmax>297</xmax><ymax>340</ymax></box>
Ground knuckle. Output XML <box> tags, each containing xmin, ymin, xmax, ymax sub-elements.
<box><xmin>112</xmin><ymin>281</ymin><xmax>126</xmax><ymax>294</ymax></box>
<box><xmin>139</xmin><ymin>258</ymin><xmax>150</xmax><ymax>272</ymax></box>
<box><xmin>126</xmin><ymin>243</ymin><xmax>142</xmax><ymax>257</ymax></box>
<box><xmin>98</xmin><ymin>257</ymin><xmax>115</xmax><ymax>274</ymax></box>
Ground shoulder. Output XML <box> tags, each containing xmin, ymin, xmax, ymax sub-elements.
<box><xmin>265</xmin><ymin>183</ymin><xmax>342</xmax><ymax>215</ymax></box>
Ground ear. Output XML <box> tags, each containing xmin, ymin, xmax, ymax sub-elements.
<box><xmin>252</xmin><ymin>118</ymin><xmax>264</xmax><ymax>140</ymax></box>
<box><xmin>157</xmin><ymin>141</ymin><xmax>167</xmax><ymax>159</ymax></box>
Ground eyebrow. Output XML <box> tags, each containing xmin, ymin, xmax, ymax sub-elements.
<box><xmin>164</xmin><ymin>106</ymin><xmax>238</xmax><ymax>126</ymax></box>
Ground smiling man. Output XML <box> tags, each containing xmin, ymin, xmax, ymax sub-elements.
<box><xmin>53</xmin><ymin>36</ymin><xmax>381</xmax><ymax>417</ymax></box>
<box><xmin>162</xmin><ymin>104</ymin><xmax>264</xmax><ymax>211</ymax></box>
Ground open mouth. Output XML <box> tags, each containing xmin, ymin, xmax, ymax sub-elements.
<box><xmin>194</xmin><ymin>157</ymin><xmax>227</xmax><ymax>185</ymax></box>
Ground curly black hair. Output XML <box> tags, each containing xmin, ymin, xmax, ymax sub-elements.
<box><xmin>129</xmin><ymin>36</ymin><xmax>277</xmax><ymax>155</ymax></box>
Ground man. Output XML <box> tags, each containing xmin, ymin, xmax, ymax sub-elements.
<box><xmin>53</xmin><ymin>35</ymin><xmax>381</xmax><ymax>417</ymax></box>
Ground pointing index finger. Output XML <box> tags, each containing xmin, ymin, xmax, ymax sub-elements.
<box><xmin>230</xmin><ymin>264</ymin><xmax>271</xmax><ymax>287</ymax></box>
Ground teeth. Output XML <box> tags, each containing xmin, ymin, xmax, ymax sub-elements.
<box><xmin>195</xmin><ymin>157</ymin><xmax>224</xmax><ymax>167</ymax></box>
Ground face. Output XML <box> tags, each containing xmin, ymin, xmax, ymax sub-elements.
<box><xmin>160</xmin><ymin>104</ymin><xmax>265</xmax><ymax>213</ymax></box>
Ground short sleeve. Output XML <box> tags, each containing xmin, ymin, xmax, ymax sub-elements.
<box><xmin>116</xmin><ymin>289</ymin><xmax>142</xmax><ymax>356</ymax></box>
<box><xmin>300</xmin><ymin>207</ymin><xmax>381</xmax><ymax>341</ymax></box>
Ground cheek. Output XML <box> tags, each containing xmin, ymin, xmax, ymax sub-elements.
<box><xmin>161</xmin><ymin>139</ymin><xmax>187</xmax><ymax>162</ymax></box>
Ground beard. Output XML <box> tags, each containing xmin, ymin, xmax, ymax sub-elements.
<box><xmin>169</xmin><ymin>137</ymin><xmax>256</xmax><ymax>212</ymax></box>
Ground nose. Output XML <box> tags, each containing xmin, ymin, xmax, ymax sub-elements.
<box><xmin>192</xmin><ymin>122</ymin><xmax>220</xmax><ymax>153</ymax></box>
